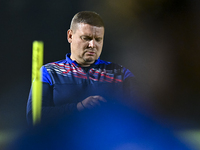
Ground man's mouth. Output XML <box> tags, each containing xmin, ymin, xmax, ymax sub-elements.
<box><xmin>87</xmin><ymin>52</ymin><xmax>95</xmax><ymax>55</ymax></box>
<box><xmin>85</xmin><ymin>51</ymin><xmax>95</xmax><ymax>56</ymax></box>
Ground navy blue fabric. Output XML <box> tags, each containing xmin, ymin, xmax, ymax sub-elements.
<box><xmin>14</xmin><ymin>104</ymin><xmax>190</xmax><ymax>150</ymax></box>
<box><xmin>26</xmin><ymin>53</ymin><xmax>135</xmax><ymax>125</ymax></box>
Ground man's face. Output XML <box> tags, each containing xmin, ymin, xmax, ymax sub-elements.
<box><xmin>67</xmin><ymin>23</ymin><xmax>104</xmax><ymax>67</ymax></box>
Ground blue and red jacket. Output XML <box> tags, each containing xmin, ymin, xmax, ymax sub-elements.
<box><xmin>26</xmin><ymin>53</ymin><xmax>135</xmax><ymax>124</ymax></box>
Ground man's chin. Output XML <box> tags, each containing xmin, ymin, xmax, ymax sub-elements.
<box><xmin>84</xmin><ymin>57</ymin><xmax>96</xmax><ymax>64</ymax></box>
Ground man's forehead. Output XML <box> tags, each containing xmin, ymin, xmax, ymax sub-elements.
<box><xmin>75</xmin><ymin>23</ymin><xmax>104</xmax><ymax>32</ymax></box>
<box><xmin>73</xmin><ymin>24</ymin><xmax>104</xmax><ymax>38</ymax></box>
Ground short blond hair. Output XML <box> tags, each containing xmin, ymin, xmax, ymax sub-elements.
<box><xmin>70</xmin><ymin>11</ymin><xmax>105</xmax><ymax>30</ymax></box>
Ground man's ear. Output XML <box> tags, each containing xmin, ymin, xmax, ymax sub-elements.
<box><xmin>67</xmin><ymin>29</ymin><xmax>73</xmax><ymax>43</ymax></box>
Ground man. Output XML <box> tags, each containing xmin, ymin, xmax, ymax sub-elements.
<box><xmin>26</xmin><ymin>11</ymin><xmax>135</xmax><ymax>125</ymax></box>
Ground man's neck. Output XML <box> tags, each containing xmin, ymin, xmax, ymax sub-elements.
<box><xmin>70</xmin><ymin>56</ymin><xmax>92</xmax><ymax>67</ymax></box>
<box><xmin>79</xmin><ymin>64</ymin><xmax>91</xmax><ymax>67</ymax></box>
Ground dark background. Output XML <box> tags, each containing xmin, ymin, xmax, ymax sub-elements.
<box><xmin>0</xmin><ymin>0</ymin><xmax>200</xmax><ymax>148</ymax></box>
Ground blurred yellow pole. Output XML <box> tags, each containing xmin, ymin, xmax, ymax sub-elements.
<box><xmin>32</xmin><ymin>41</ymin><xmax>43</xmax><ymax>125</ymax></box>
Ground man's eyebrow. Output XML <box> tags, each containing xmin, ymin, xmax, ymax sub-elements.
<box><xmin>80</xmin><ymin>35</ymin><xmax>92</xmax><ymax>38</ymax></box>
<box><xmin>81</xmin><ymin>35</ymin><xmax>91</xmax><ymax>37</ymax></box>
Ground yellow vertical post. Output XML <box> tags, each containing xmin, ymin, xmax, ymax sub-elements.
<box><xmin>32</xmin><ymin>41</ymin><xmax>43</xmax><ymax>125</ymax></box>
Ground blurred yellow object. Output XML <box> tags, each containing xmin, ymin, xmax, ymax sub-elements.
<box><xmin>0</xmin><ymin>130</ymin><xmax>19</xmax><ymax>149</ymax></box>
<box><xmin>176</xmin><ymin>129</ymin><xmax>200</xmax><ymax>150</ymax></box>
<box><xmin>32</xmin><ymin>41</ymin><xmax>43</xmax><ymax>125</ymax></box>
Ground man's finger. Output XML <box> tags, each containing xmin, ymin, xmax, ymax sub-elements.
<box><xmin>93</xmin><ymin>95</ymin><xmax>107</xmax><ymax>102</ymax></box>
<box><xmin>91</xmin><ymin>99</ymin><xmax>101</xmax><ymax>106</ymax></box>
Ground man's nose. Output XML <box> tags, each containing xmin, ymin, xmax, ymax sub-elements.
<box><xmin>88</xmin><ymin>39</ymin><xmax>96</xmax><ymax>48</ymax></box>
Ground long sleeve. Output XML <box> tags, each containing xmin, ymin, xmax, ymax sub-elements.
<box><xmin>26</xmin><ymin>66</ymin><xmax>78</xmax><ymax>125</ymax></box>
<box><xmin>121</xmin><ymin>66</ymin><xmax>140</xmax><ymax>107</ymax></box>
<box><xmin>26</xmin><ymin>83</ymin><xmax>78</xmax><ymax>125</ymax></box>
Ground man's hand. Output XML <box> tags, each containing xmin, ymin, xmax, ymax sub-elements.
<box><xmin>77</xmin><ymin>95</ymin><xmax>107</xmax><ymax>111</ymax></box>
